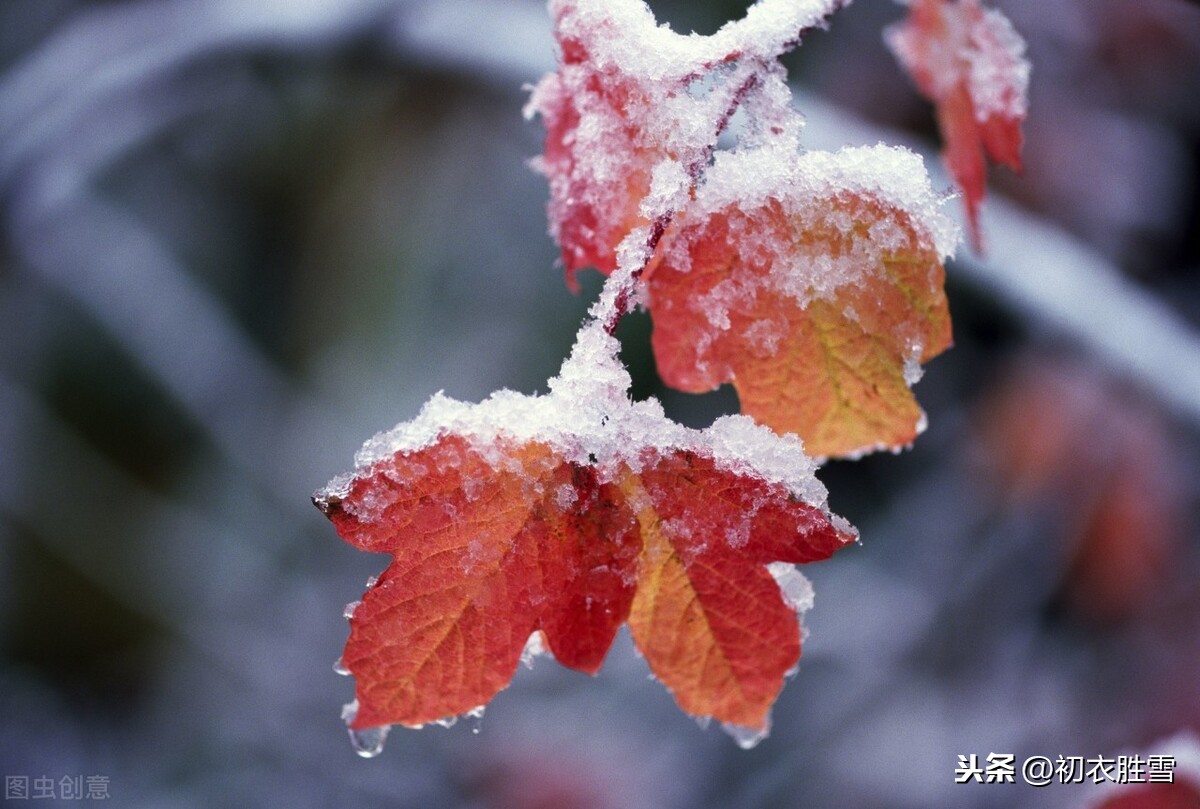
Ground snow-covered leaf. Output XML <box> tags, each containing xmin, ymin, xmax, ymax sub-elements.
<box><xmin>886</xmin><ymin>0</ymin><xmax>1029</xmax><ymax>250</ymax></box>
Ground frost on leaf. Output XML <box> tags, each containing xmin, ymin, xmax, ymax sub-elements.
<box><xmin>886</xmin><ymin>0</ymin><xmax>1029</xmax><ymax>251</ymax></box>
<box><xmin>315</xmin><ymin>0</ymin><xmax>980</xmax><ymax>753</ymax></box>
<box><xmin>315</xmin><ymin>325</ymin><xmax>855</xmax><ymax>736</ymax></box>
<box><xmin>647</xmin><ymin>145</ymin><xmax>955</xmax><ymax>458</ymax></box>
<box><xmin>528</xmin><ymin>0</ymin><xmax>959</xmax><ymax>457</ymax></box>
<box><xmin>526</xmin><ymin>0</ymin><xmax>844</xmax><ymax>288</ymax></box>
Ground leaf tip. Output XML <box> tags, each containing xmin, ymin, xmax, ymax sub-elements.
<box><xmin>311</xmin><ymin>491</ymin><xmax>338</xmax><ymax>516</ymax></box>
<box><xmin>722</xmin><ymin>719</ymin><xmax>771</xmax><ymax>750</ymax></box>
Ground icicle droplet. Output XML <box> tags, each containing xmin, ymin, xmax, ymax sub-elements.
<box><xmin>692</xmin><ymin>714</ymin><xmax>712</xmax><ymax>731</ymax></box>
<box><xmin>434</xmin><ymin>715</ymin><xmax>458</xmax><ymax>729</ymax></box>
<box><xmin>466</xmin><ymin>705</ymin><xmax>486</xmax><ymax>735</ymax></box>
<box><xmin>721</xmin><ymin>721</ymin><xmax>769</xmax><ymax>750</ymax></box>
<box><xmin>332</xmin><ymin>656</ymin><xmax>351</xmax><ymax>676</ymax></box>
<box><xmin>342</xmin><ymin>700</ymin><xmax>391</xmax><ymax>758</ymax></box>
<box><xmin>348</xmin><ymin>724</ymin><xmax>390</xmax><ymax>758</ymax></box>
<box><xmin>343</xmin><ymin>600</ymin><xmax>361</xmax><ymax>620</ymax></box>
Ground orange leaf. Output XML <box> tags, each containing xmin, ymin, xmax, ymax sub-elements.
<box><xmin>623</xmin><ymin>451</ymin><xmax>847</xmax><ymax>731</ymax></box>
<box><xmin>886</xmin><ymin>0</ymin><xmax>1029</xmax><ymax>250</ymax></box>
<box><xmin>647</xmin><ymin>161</ymin><xmax>953</xmax><ymax>458</ymax></box>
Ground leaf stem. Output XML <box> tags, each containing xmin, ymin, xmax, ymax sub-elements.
<box><xmin>596</xmin><ymin>62</ymin><xmax>765</xmax><ymax>338</ymax></box>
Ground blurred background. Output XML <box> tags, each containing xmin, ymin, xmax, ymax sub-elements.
<box><xmin>1</xmin><ymin>0</ymin><xmax>1198</xmax><ymax>806</ymax></box>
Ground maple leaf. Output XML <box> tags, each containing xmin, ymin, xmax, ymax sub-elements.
<box><xmin>886</xmin><ymin>0</ymin><xmax>1029</xmax><ymax>251</ymax></box>
<box><xmin>646</xmin><ymin>145</ymin><xmax>956</xmax><ymax>458</ymax></box>
<box><xmin>315</xmin><ymin>328</ymin><xmax>855</xmax><ymax>737</ymax></box>
<box><xmin>526</xmin><ymin>0</ymin><xmax>844</xmax><ymax>289</ymax></box>
<box><xmin>315</xmin><ymin>0</ymin><xmax>982</xmax><ymax>754</ymax></box>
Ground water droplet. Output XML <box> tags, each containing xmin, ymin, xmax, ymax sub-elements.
<box><xmin>466</xmin><ymin>705</ymin><xmax>486</xmax><ymax>734</ymax></box>
<box><xmin>348</xmin><ymin>724</ymin><xmax>390</xmax><ymax>758</ymax></box>
<box><xmin>343</xmin><ymin>600</ymin><xmax>361</xmax><ymax>620</ymax></box>
<box><xmin>365</xmin><ymin>574</ymin><xmax>378</xmax><ymax>588</ymax></box>
<box><xmin>332</xmin><ymin>656</ymin><xmax>350</xmax><ymax>676</ymax></box>
<box><xmin>721</xmin><ymin>721</ymin><xmax>769</xmax><ymax>750</ymax></box>
<box><xmin>692</xmin><ymin>714</ymin><xmax>712</xmax><ymax>730</ymax></box>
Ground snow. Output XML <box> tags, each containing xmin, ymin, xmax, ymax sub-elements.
<box><xmin>885</xmin><ymin>0</ymin><xmax>1029</xmax><ymax>125</ymax></box>
<box><xmin>640</xmin><ymin>159</ymin><xmax>690</xmax><ymax>219</ymax></box>
<box><xmin>520</xmin><ymin>631</ymin><xmax>548</xmax><ymax>668</ymax></box>
<box><xmin>314</xmin><ymin>0</ymin><xmax>949</xmax><ymax>605</ymax></box>
<box><xmin>548</xmin><ymin>0</ymin><xmax>842</xmax><ymax>79</ymax></box>
<box><xmin>903</xmin><ymin>346</ymin><xmax>925</xmax><ymax>386</ymax></box>
<box><xmin>967</xmin><ymin>5</ymin><xmax>1030</xmax><ymax>122</ymax></box>
<box><xmin>696</xmin><ymin>142</ymin><xmax>958</xmax><ymax>261</ymax></box>
<box><xmin>317</xmin><ymin>316</ymin><xmax>838</xmax><ymax>514</ymax></box>
<box><xmin>768</xmin><ymin>562</ymin><xmax>815</xmax><ymax>617</ymax></box>
<box><xmin>722</xmin><ymin>720</ymin><xmax>771</xmax><ymax>750</ymax></box>
<box><xmin>318</xmin><ymin>0</ymin><xmax>970</xmax><ymax>750</ymax></box>
<box><xmin>645</xmin><ymin>141</ymin><xmax>956</xmax><ymax>363</ymax></box>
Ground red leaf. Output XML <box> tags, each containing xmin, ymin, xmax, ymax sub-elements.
<box><xmin>528</xmin><ymin>54</ymin><xmax>654</xmax><ymax>288</ymax></box>
<box><xmin>974</xmin><ymin>359</ymin><xmax>1186</xmax><ymax>623</ymax></box>
<box><xmin>527</xmin><ymin>0</ymin><xmax>846</xmax><ymax>287</ymax></box>
<box><xmin>529</xmin><ymin>0</ymin><xmax>958</xmax><ymax>458</ymax></box>
<box><xmin>321</xmin><ymin>435</ymin><xmax>641</xmax><ymax>728</ymax></box>
<box><xmin>887</xmin><ymin>0</ymin><xmax>1029</xmax><ymax>250</ymax></box>
<box><xmin>1091</xmin><ymin>780</ymin><xmax>1200</xmax><ymax>809</ymax></box>
<box><xmin>316</xmin><ymin>352</ymin><xmax>855</xmax><ymax>734</ymax></box>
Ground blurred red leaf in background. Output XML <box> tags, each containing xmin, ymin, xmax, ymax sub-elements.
<box><xmin>974</xmin><ymin>358</ymin><xmax>1187</xmax><ymax>623</ymax></box>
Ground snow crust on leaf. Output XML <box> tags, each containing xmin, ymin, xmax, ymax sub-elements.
<box><xmin>885</xmin><ymin>0</ymin><xmax>1029</xmax><ymax>249</ymax></box>
<box><xmin>315</xmin><ymin>0</ymin><xmax>977</xmax><ymax>752</ymax></box>
<box><xmin>644</xmin><ymin>145</ymin><xmax>955</xmax><ymax>458</ymax></box>
<box><xmin>527</xmin><ymin>0</ymin><xmax>958</xmax><ymax>458</ymax></box>
<box><xmin>693</xmin><ymin>141</ymin><xmax>958</xmax><ymax>262</ymax></box>
<box><xmin>525</xmin><ymin>0</ymin><xmax>844</xmax><ymax>286</ymax></box>
<box><xmin>331</xmin><ymin>326</ymin><xmax>831</xmax><ymax>503</ymax></box>
<box><xmin>315</xmin><ymin>316</ymin><xmax>855</xmax><ymax>736</ymax></box>
<box><xmin>654</xmin><ymin>141</ymin><xmax>956</xmax><ymax>322</ymax></box>
<box><xmin>547</xmin><ymin>0</ymin><xmax>843</xmax><ymax>76</ymax></box>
